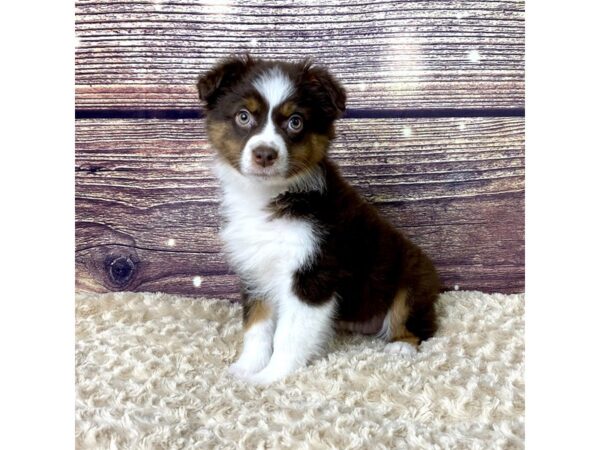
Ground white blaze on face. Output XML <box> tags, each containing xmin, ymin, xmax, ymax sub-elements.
<box><xmin>240</xmin><ymin>68</ymin><xmax>294</xmax><ymax>177</ymax></box>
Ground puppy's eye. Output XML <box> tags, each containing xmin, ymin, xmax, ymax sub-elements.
<box><xmin>235</xmin><ymin>109</ymin><xmax>254</xmax><ymax>128</ymax></box>
<box><xmin>287</xmin><ymin>115</ymin><xmax>303</xmax><ymax>132</ymax></box>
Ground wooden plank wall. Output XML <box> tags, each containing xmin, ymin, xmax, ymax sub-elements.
<box><xmin>75</xmin><ymin>0</ymin><xmax>525</xmax><ymax>298</ymax></box>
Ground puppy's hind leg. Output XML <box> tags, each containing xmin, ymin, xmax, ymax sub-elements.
<box><xmin>382</xmin><ymin>288</ymin><xmax>425</xmax><ymax>357</ymax></box>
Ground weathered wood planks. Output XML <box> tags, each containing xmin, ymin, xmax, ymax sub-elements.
<box><xmin>75</xmin><ymin>0</ymin><xmax>524</xmax><ymax>110</ymax></box>
<box><xmin>74</xmin><ymin>0</ymin><xmax>525</xmax><ymax>296</ymax></box>
<box><xmin>76</xmin><ymin>117</ymin><xmax>524</xmax><ymax>296</ymax></box>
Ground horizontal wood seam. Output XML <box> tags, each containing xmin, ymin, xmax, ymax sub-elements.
<box><xmin>75</xmin><ymin>107</ymin><xmax>525</xmax><ymax>120</ymax></box>
<box><xmin>76</xmin><ymin>242</ymin><xmax>224</xmax><ymax>255</ymax></box>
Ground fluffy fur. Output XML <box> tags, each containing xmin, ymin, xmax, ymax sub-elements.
<box><xmin>197</xmin><ymin>55</ymin><xmax>441</xmax><ymax>384</ymax></box>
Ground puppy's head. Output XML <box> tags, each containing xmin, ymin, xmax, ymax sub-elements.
<box><xmin>197</xmin><ymin>55</ymin><xmax>346</xmax><ymax>181</ymax></box>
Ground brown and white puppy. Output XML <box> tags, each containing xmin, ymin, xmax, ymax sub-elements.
<box><xmin>197</xmin><ymin>55</ymin><xmax>440</xmax><ymax>385</ymax></box>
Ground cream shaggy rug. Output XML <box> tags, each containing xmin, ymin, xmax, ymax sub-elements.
<box><xmin>75</xmin><ymin>291</ymin><xmax>524</xmax><ymax>449</ymax></box>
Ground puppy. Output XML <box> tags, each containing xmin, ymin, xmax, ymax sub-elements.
<box><xmin>197</xmin><ymin>56</ymin><xmax>440</xmax><ymax>385</ymax></box>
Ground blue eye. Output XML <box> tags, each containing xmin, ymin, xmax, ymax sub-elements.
<box><xmin>235</xmin><ymin>109</ymin><xmax>253</xmax><ymax>127</ymax></box>
<box><xmin>288</xmin><ymin>114</ymin><xmax>303</xmax><ymax>132</ymax></box>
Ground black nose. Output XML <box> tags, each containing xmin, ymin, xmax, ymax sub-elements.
<box><xmin>252</xmin><ymin>146</ymin><xmax>278</xmax><ymax>168</ymax></box>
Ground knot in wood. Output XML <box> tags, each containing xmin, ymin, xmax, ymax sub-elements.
<box><xmin>107</xmin><ymin>255</ymin><xmax>136</xmax><ymax>286</ymax></box>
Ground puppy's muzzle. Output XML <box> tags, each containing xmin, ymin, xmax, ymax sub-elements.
<box><xmin>252</xmin><ymin>146</ymin><xmax>279</xmax><ymax>168</ymax></box>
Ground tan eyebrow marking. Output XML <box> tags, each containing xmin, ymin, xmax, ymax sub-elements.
<box><xmin>279</xmin><ymin>101</ymin><xmax>296</xmax><ymax>117</ymax></box>
<box><xmin>244</xmin><ymin>97</ymin><xmax>261</xmax><ymax>113</ymax></box>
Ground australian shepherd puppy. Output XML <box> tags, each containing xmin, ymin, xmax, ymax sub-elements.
<box><xmin>197</xmin><ymin>55</ymin><xmax>440</xmax><ymax>385</ymax></box>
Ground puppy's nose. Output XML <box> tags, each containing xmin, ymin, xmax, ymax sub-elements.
<box><xmin>252</xmin><ymin>146</ymin><xmax>278</xmax><ymax>168</ymax></box>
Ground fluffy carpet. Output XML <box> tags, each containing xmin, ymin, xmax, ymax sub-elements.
<box><xmin>75</xmin><ymin>290</ymin><xmax>524</xmax><ymax>449</ymax></box>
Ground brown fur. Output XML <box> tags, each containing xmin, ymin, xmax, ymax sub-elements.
<box><xmin>288</xmin><ymin>133</ymin><xmax>330</xmax><ymax>177</ymax></box>
<box><xmin>271</xmin><ymin>158</ymin><xmax>440</xmax><ymax>343</ymax></box>
<box><xmin>198</xmin><ymin>56</ymin><xmax>439</xmax><ymax>345</ymax></box>
<box><xmin>242</xmin><ymin>299</ymin><xmax>271</xmax><ymax>331</ymax></box>
<box><xmin>388</xmin><ymin>289</ymin><xmax>421</xmax><ymax>345</ymax></box>
<box><xmin>244</xmin><ymin>96</ymin><xmax>261</xmax><ymax>113</ymax></box>
<box><xmin>206</xmin><ymin>120</ymin><xmax>242</xmax><ymax>169</ymax></box>
<box><xmin>198</xmin><ymin>55</ymin><xmax>346</xmax><ymax>178</ymax></box>
<box><xmin>279</xmin><ymin>101</ymin><xmax>296</xmax><ymax>117</ymax></box>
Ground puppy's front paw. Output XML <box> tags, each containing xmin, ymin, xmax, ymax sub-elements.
<box><xmin>228</xmin><ymin>361</ymin><xmax>255</xmax><ymax>379</ymax></box>
<box><xmin>228</xmin><ymin>355</ymin><xmax>270</xmax><ymax>379</ymax></box>
<box><xmin>385</xmin><ymin>341</ymin><xmax>418</xmax><ymax>358</ymax></box>
<box><xmin>245</xmin><ymin>365</ymin><xmax>292</xmax><ymax>385</ymax></box>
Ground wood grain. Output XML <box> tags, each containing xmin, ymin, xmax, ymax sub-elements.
<box><xmin>76</xmin><ymin>117</ymin><xmax>524</xmax><ymax>295</ymax></box>
<box><xmin>75</xmin><ymin>0</ymin><xmax>524</xmax><ymax>110</ymax></box>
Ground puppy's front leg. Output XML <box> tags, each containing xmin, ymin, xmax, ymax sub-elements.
<box><xmin>229</xmin><ymin>299</ymin><xmax>276</xmax><ymax>379</ymax></box>
<box><xmin>247</xmin><ymin>295</ymin><xmax>336</xmax><ymax>385</ymax></box>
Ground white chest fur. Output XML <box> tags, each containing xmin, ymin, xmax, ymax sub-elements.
<box><xmin>215</xmin><ymin>162</ymin><xmax>320</xmax><ymax>299</ymax></box>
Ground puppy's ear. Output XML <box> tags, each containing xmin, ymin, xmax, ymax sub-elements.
<box><xmin>197</xmin><ymin>55</ymin><xmax>254</xmax><ymax>109</ymax></box>
<box><xmin>301</xmin><ymin>61</ymin><xmax>347</xmax><ymax>119</ymax></box>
